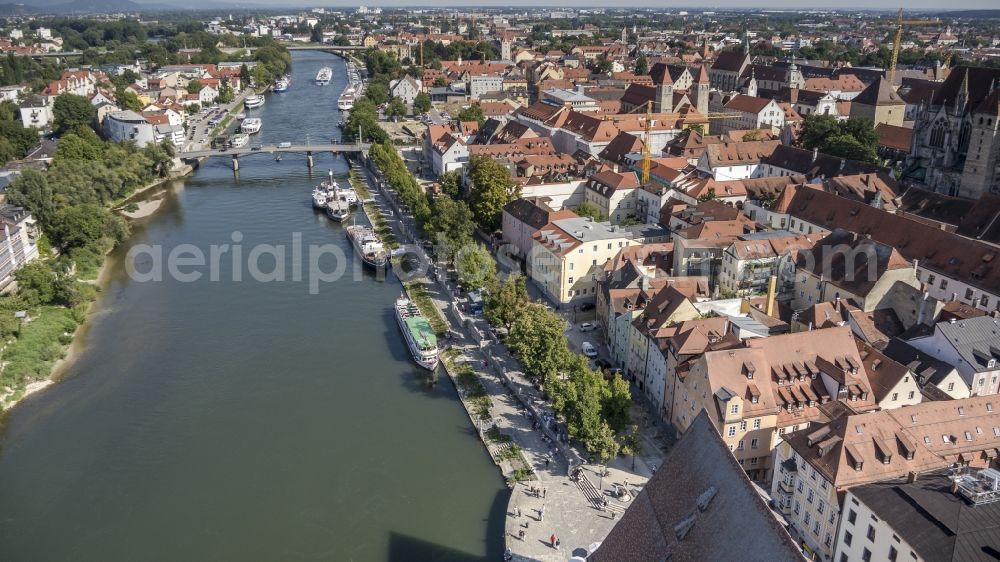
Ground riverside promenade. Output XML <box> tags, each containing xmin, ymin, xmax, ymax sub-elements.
<box><xmin>353</xmin><ymin>155</ymin><xmax>664</xmax><ymax>561</ymax></box>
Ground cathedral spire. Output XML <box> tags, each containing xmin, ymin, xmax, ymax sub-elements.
<box><xmin>956</xmin><ymin>68</ymin><xmax>970</xmax><ymax>113</ymax></box>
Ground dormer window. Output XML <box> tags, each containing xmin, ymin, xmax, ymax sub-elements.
<box><xmin>853</xmin><ymin>460</ymin><xmax>863</xmax><ymax>471</ymax></box>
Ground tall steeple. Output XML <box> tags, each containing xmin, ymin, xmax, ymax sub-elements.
<box><xmin>622</xmin><ymin>26</ymin><xmax>628</xmax><ymax>45</ymax></box>
<box><xmin>956</xmin><ymin>67</ymin><xmax>970</xmax><ymax>113</ymax></box>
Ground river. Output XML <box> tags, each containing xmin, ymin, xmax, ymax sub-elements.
<box><xmin>0</xmin><ymin>51</ymin><xmax>506</xmax><ymax>561</ymax></box>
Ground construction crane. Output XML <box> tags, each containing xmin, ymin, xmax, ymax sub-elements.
<box><xmin>889</xmin><ymin>9</ymin><xmax>941</xmax><ymax>85</ymax></box>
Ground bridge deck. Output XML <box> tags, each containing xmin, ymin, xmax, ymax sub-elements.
<box><xmin>179</xmin><ymin>143</ymin><xmax>370</xmax><ymax>158</ymax></box>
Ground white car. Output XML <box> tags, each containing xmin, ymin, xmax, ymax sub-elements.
<box><xmin>578</xmin><ymin>322</ymin><xmax>596</xmax><ymax>332</ymax></box>
<box><xmin>581</xmin><ymin>342</ymin><xmax>598</xmax><ymax>358</ymax></box>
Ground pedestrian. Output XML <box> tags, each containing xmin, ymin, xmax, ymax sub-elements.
<box><xmin>518</xmin><ymin>529</ymin><xmax>525</xmax><ymax>541</ymax></box>
<box><xmin>545</xmin><ymin>458</ymin><xmax>550</xmax><ymax>468</ymax></box>
<box><xmin>612</xmin><ymin>510</ymin><xmax>617</xmax><ymax>520</ymax></box>
<box><xmin>550</xmin><ymin>534</ymin><xmax>556</xmax><ymax>548</ymax></box>
<box><xmin>515</xmin><ymin>506</ymin><xmax>521</xmax><ymax>518</ymax></box>
<box><xmin>543</xmin><ymin>487</ymin><xmax>547</xmax><ymax>498</ymax></box>
<box><xmin>556</xmin><ymin>538</ymin><xmax>561</xmax><ymax>550</ymax></box>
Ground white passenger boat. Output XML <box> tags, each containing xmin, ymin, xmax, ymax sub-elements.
<box><xmin>394</xmin><ymin>295</ymin><xmax>439</xmax><ymax>370</ymax></box>
<box><xmin>315</xmin><ymin>66</ymin><xmax>332</xmax><ymax>86</ymax></box>
<box><xmin>326</xmin><ymin>195</ymin><xmax>351</xmax><ymax>222</ymax></box>
<box><xmin>312</xmin><ymin>187</ymin><xmax>328</xmax><ymax>209</ymax></box>
<box><xmin>244</xmin><ymin>95</ymin><xmax>265</xmax><ymax>109</ymax></box>
<box><xmin>240</xmin><ymin>118</ymin><xmax>262</xmax><ymax>134</ymax></box>
<box><xmin>228</xmin><ymin>133</ymin><xmax>250</xmax><ymax>148</ymax></box>
<box><xmin>272</xmin><ymin>76</ymin><xmax>290</xmax><ymax>93</ymax></box>
<box><xmin>337</xmin><ymin>85</ymin><xmax>357</xmax><ymax>111</ymax></box>
<box><xmin>345</xmin><ymin>224</ymin><xmax>388</xmax><ymax>269</ymax></box>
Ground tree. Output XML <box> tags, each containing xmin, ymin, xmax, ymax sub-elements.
<box><xmin>239</xmin><ymin>63</ymin><xmax>251</xmax><ymax>86</ymax></box>
<box><xmin>48</xmin><ymin>204</ymin><xmax>114</xmax><ymax>250</ymax></box>
<box><xmin>455</xmin><ymin>242</ymin><xmax>497</xmax><ymax>290</ymax></box>
<box><xmin>119</xmin><ymin>89</ymin><xmax>143</xmax><ymax>112</ymax></box>
<box><xmin>14</xmin><ymin>261</ymin><xmax>56</xmax><ymax>306</ymax></box>
<box><xmin>467</xmin><ymin>155</ymin><xmax>519</xmax><ymax>232</ymax></box>
<box><xmin>822</xmin><ymin>134</ymin><xmax>880</xmax><ymax>164</ymax></box>
<box><xmin>575</xmin><ymin>201</ymin><xmax>606</xmax><ymax>221</ymax></box>
<box><xmin>438</xmin><ymin>170</ymin><xmax>461</xmax><ymax>199</ymax></box>
<box><xmin>634</xmin><ymin>53</ymin><xmax>648</xmax><ymax>76</ymax></box>
<box><xmin>798</xmin><ymin>114</ymin><xmax>841</xmax><ymax>151</ymax></box>
<box><xmin>602</xmin><ymin>374</ymin><xmax>632</xmax><ymax>433</ymax></box>
<box><xmin>485</xmin><ymin>274</ymin><xmax>528</xmax><ymax>331</ymax></box>
<box><xmin>457</xmin><ymin>104</ymin><xmax>485</xmax><ymax>126</ymax></box>
<box><xmin>364</xmin><ymin>81</ymin><xmax>389</xmax><ymax>106</ymax></box>
<box><xmin>585</xmin><ymin>421</ymin><xmax>620</xmax><ymax>465</ymax></box>
<box><xmin>186</xmin><ymin>79</ymin><xmax>203</xmax><ymax>93</ymax></box>
<box><xmin>433</xmin><ymin>77</ymin><xmax>447</xmax><ymax>88</ymax></box>
<box><xmin>507</xmin><ymin>303</ymin><xmax>571</xmax><ymax>385</ymax></box>
<box><xmin>426</xmin><ymin>195</ymin><xmax>475</xmax><ymax>263</ymax></box>
<box><xmin>386</xmin><ymin>96</ymin><xmax>407</xmax><ymax>119</ymax></box>
<box><xmin>412</xmin><ymin>91</ymin><xmax>431</xmax><ymax>114</ymax></box>
<box><xmin>52</xmin><ymin>93</ymin><xmax>96</xmax><ymax>134</ymax></box>
<box><xmin>54</xmin><ymin>131</ymin><xmax>103</xmax><ymax>161</ymax></box>
<box><xmin>619</xmin><ymin>424</ymin><xmax>642</xmax><ymax>471</ymax></box>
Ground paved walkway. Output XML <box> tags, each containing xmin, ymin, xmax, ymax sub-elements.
<box><xmin>355</xmin><ymin>155</ymin><xmax>664</xmax><ymax>561</ymax></box>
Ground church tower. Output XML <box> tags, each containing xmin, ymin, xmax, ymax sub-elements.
<box><xmin>501</xmin><ymin>38</ymin><xmax>512</xmax><ymax>62</ymax></box>
<box><xmin>621</xmin><ymin>26</ymin><xmax>628</xmax><ymax>45</ymax></box>
<box><xmin>654</xmin><ymin>66</ymin><xmax>674</xmax><ymax>113</ymax></box>
<box><xmin>960</xmin><ymin>85</ymin><xmax>1000</xmax><ymax>198</ymax></box>
<box><xmin>693</xmin><ymin>65</ymin><xmax>710</xmax><ymax>115</ymax></box>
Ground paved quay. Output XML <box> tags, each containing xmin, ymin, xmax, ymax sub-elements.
<box><xmin>353</xmin><ymin>156</ymin><xmax>666</xmax><ymax>560</ymax></box>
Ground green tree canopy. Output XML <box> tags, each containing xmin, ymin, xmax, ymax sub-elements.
<box><xmin>455</xmin><ymin>242</ymin><xmax>497</xmax><ymax>291</ymax></box>
<box><xmin>52</xmin><ymin>93</ymin><xmax>96</xmax><ymax>134</ymax></box>
<box><xmin>412</xmin><ymin>91</ymin><xmax>431</xmax><ymax>114</ymax></box>
<box><xmin>468</xmin><ymin>155</ymin><xmax>519</xmax><ymax>232</ymax></box>
<box><xmin>457</xmin><ymin>104</ymin><xmax>485</xmax><ymax>126</ymax></box>
<box><xmin>386</xmin><ymin>96</ymin><xmax>407</xmax><ymax>118</ymax></box>
<box><xmin>574</xmin><ymin>201</ymin><xmax>606</xmax><ymax>221</ymax></box>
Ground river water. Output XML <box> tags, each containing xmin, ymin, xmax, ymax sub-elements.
<box><xmin>0</xmin><ymin>51</ymin><xmax>506</xmax><ymax>561</ymax></box>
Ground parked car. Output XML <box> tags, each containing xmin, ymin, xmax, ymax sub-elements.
<box><xmin>581</xmin><ymin>342</ymin><xmax>598</xmax><ymax>358</ymax></box>
<box><xmin>278</xmin><ymin>142</ymin><xmax>292</xmax><ymax>148</ymax></box>
<box><xmin>578</xmin><ymin>322</ymin><xmax>596</xmax><ymax>332</ymax></box>
<box><xmin>579</xmin><ymin>302</ymin><xmax>596</xmax><ymax>312</ymax></box>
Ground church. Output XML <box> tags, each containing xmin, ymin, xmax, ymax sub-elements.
<box><xmin>904</xmin><ymin>66</ymin><xmax>1000</xmax><ymax>199</ymax></box>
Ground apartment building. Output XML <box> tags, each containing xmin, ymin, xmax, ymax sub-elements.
<box><xmin>906</xmin><ymin>316</ymin><xmax>1000</xmax><ymax>397</ymax></box>
<box><xmin>772</xmin><ymin>396</ymin><xmax>1000</xmax><ymax>561</ymax></box>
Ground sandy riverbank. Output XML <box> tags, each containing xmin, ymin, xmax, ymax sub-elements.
<box><xmin>1</xmin><ymin>171</ymin><xmax>182</xmax><ymax>414</ymax></box>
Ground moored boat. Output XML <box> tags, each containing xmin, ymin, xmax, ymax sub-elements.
<box><xmin>394</xmin><ymin>295</ymin><xmax>439</xmax><ymax>370</ymax></box>
<box><xmin>240</xmin><ymin>117</ymin><xmax>262</xmax><ymax>134</ymax></box>
<box><xmin>244</xmin><ymin>95</ymin><xmax>265</xmax><ymax>109</ymax></box>
<box><xmin>228</xmin><ymin>133</ymin><xmax>250</xmax><ymax>148</ymax></box>
<box><xmin>272</xmin><ymin>76</ymin><xmax>291</xmax><ymax>93</ymax></box>
<box><xmin>312</xmin><ymin>188</ymin><xmax>328</xmax><ymax>209</ymax></box>
<box><xmin>345</xmin><ymin>224</ymin><xmax>388</xmax><ymax>269</ymax></box>
<box><xmin>325</xmin><ymin>196</ymin><xmax>351</xmax><ymax>222</ymax></box>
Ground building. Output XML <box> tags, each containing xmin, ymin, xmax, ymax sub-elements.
<box><xmin>696</xmin><ymin>140</ymin><xmax>781</xmax><ymax>180</ymax></box>
<box><xmin>583</xmin><ymin>168</ymin><xmax>641</xmax><ymax>224</ymax></box>
<box><xmin>528</xmin><ymin>217</ymin><xmax>665</xmax><ymax>305</ymax></box>
<box><xmin>388</xmin><ymin>75</ymin><xmax>422</xmax><ymax>106</ymax></box>
<box><xmin>673</xmin><ymin>326</ymin><xmax>877</xmax><ymax>483</ymax></box>
<box><xmin>500</xmin><ymin>197</ymin><xmax>576</xmax><ymax>260</ymax></box>
<box><xmin>19</xmin><ymin>96</ymin><xmax>53</xmax><ymax>130</ymax></box>
<box><xmin>718</xmin><ymin>95</ymin><xmax>785</xmax><ymax>136</ymax></box>
<box><xmin>719</xmin><ymin>232</ymin><xmax>815</xmax><ymax>297</ymax></box>
<box><xmin>907</xmin><ymin>316</ymin><xmax>1000</xmax><ymax>397</ymax></box>
<box><xmin>904</xmin><ymin>66</ymin><xmax>1000</xmax><ymax>199</ymax></box>
<box><xmin>833</xmin><ymin>468</ymin><xmax>1000</xmax><ymax>562</ymax></box>
<box><xmin>848</xmin><ymin>77</ymin><xmax>906</xmax><ymax>128</ymax></box>
<box><xmin>588</xmin><ymin>411</ymin><xmax>801</xmax><ymax>562</ymax></box>
<box><xmin>856</xmin><ymin>341</ymin><xmax>923</xmax><ymax>410</ymax></box>
<box><xmin>709</xmin><ymin>49</ymin><xmax>751</xmax><ymax>92</ymax></box>
<box><xmin>103</xmin><ymin>110</ymin><xmax>156</xmax><ymax>147</ymax></box>
<box><xmin>772</xmin><ymin>396</ymin><xmax>1000</xmax><ymax>561</ymax></box>
<box><xmin>0</xmin><ymin>205</ymin><xmax>38</xmax><ymax>290</ymax></box>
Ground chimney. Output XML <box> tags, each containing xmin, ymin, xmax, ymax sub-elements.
<box><xmin>907</xmin><ymin>471</ymin><xmax>918</xmax><ymax>483</ymax></box>
<box><xmin>765</xmin><ymin>275</ymin><xmax>777</xmax><ymax>317</ymax></box>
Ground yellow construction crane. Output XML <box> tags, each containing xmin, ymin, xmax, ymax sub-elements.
<box><xmin>889</xmin><ymin>9</ymin><xmax>941</xmax><ymax>85</ymax></box>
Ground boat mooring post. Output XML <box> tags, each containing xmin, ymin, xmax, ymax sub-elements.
<box><xmin>306</xmin><ymin>151</ymin><xmax>314</xmax><ymax>168</ymax></box>
<box><xmin>231</xmin><ymin>154</ymin><xmax>239</xmax><ymax>172</ymax></box>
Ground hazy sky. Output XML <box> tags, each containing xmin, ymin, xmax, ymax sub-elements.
<box><xmin>22</xmin><ymin>0</ymin><xmax>1000</xmax><ymax>10</ymax></box>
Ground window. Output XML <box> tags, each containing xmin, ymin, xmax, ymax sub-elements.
<box><xmin>568</xmin><ymin>277</ymin><xmax>574</xmax><ymax>285</ymax></box>
<box><xmin>751</xmin><ymin>438</ymin><xmax>759</xmax><ymax>449</ymax></box>
<box><xmin>867</xmin><ymin>525</ymin><xmax>876</xmax><ymax>541</ymax></box>
<box><xmin>804</xmin><ymin>512</ymin><xmax>811</xmax><ymax>525</ymax></box>
<box><xmin>889</xmin><ymin>546</ymin><xmax>898</xmax><ymax>562</ymax></box>
<box><xmin>948</xmin><ymin>382</ymin><xmax>955</xmax><ymax>392</ymax></box>
<box><xmin>818</xmin><ymin>500</ymin><xmax>825</xmax><ymax>514</ymax></box>
<box><xmin>927</xmin><ymin>274</ymin><xmax>936</xmax><ymax>285</ymax></box>
<box><xmin>966</xmin><ymin>288</ymin><xmax>975</xmax><ymax>301</ymax></box>
<box><xmin>848</xmin><ymin>510</ymin><xmax>857</xmax><ymax>524</ymax></box>
<box><xmin>740</xmin><ymin>421</ymin><xmax>747</xmax><ymax>431</ymax></box>
<box><xmin>728</xmin><ymin>425</ymin><xmax>736</xmax><ymax>437</ymax></box>
<box><xmin>807</xmin><ymin>489</ymin><xmax>814</xmax><ymax>503</ymax></box>
<box><xmin>730</xmin><ymin>404</ymin><xmax>739</xmax><ymax>414</ymax></box>
<box><xmin>569</xmin><ymin>262</ymin><xmax>574</xmax><ymax>271</ymax></box>
<box><xmin>738</xmin><ymin>440</ymin><xmax>745</xmax><ymax>450</ymax></box>
<box><xmin>862</xmin><ymin>548</ymin><xmax>872</xmax><ymax>562</ymax></box>
<box><xmin>753</xmin><ymin>418</ymin><xmax>761</xmax><ymax>429</ymax></box>
<box><xmin>825</xmin><ymin>533</ymin><xmax>832</xmax><ymax>547</ymax></box>
<box><xmin>941</xmin><ymin>279</ymin><xmax>948</xmax><ymax>290</ymax></box>
<box><xmin>907</xmin><ymin>391</ymin><xmax>915</xmax><ymax>399</ymax></box>
<box><xmin>841</xmin><ymin>555</ymin><xmax>848</xmax><ymax>562</ymax></box>
<box><xmin>891</xmin><ymin>392</ymin><xmax>898</xmax><ymax>401</ymax></box>
<box><xmin>845</xmin><ymin>531</ymin><xmax>853</xmax><ymax>546</ymax></box>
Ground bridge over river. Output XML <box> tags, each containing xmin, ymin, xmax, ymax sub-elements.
<box><xmin>178</xmin><ymin>142</ymin><xmax>370</xmax><ymax>170</ymax></box>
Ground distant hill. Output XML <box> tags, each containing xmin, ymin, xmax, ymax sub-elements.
<box><xmin>53</xmin><ymin>0</ymin><xmax>143</xmax><ymax>12</ymax></box>
<box><xmin>937</xmin><ymin>10</ymin><xmax>1000</xmax><ymax>19</ymax></box>
<box><xmin>0</xmin><ymin>3</ymin><xmax>40</xmax><ymax>15</ymax></box>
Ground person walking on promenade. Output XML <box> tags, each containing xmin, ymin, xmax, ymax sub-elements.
<box><xmin>515</xmin><ymin>506</ymin><xmax>521</xmax><ymax>518</ymax></box>
<box><xmin>543</xmin><ymin>487</ymin><xmax>547</xmax><ymax>498</ymax></box>
<box><xmin>550</xmin><ymin>534</ymin><xmax>556</xmax><ymax>548</ymax></box>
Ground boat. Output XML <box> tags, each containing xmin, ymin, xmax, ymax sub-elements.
<box><xmin>244</xmin><ymin>95</ymin><xmax>265</xmax><ymax>109</ymax></box>
<box><xmin>240</xmin><ymin>118</ymin><xmax>262</xmax><ymax>134</ymax></box>
<box><xmin>312</xmin><ymin>187</ymin><xmax>328</xmax><ymax>209</ymax></box>
<box><xmin>394</xmin><ymin>295</ymin><xmax>439</xmax><ymax>370</ymax></box>
<box><xmin>272</xmin><ymin>76</ymin><xmax>290</xmax><ymax>93</ymax></box>
<box><xmin>337</xmin><ymin>85</ymin><xmax>357</xmax><ymax>111</ymax></box>
<box><xmin>325</xmin><ymin>195</ymin><xmax>351</xmax><ymax>222</ymax></box>
<box><xmin>315</xmin><ymin>66</ymin><xmax>332</xmax><ymax>86</ymax></box>
<box><xmin>228</xmin><ymin>133</ymin><xmax>250</xmax><ymax>149</ymax></box>
<box><xmin>345</xmin><ymin>224</ymin><xmax>388</xmax><ymax>269</ymax></box>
